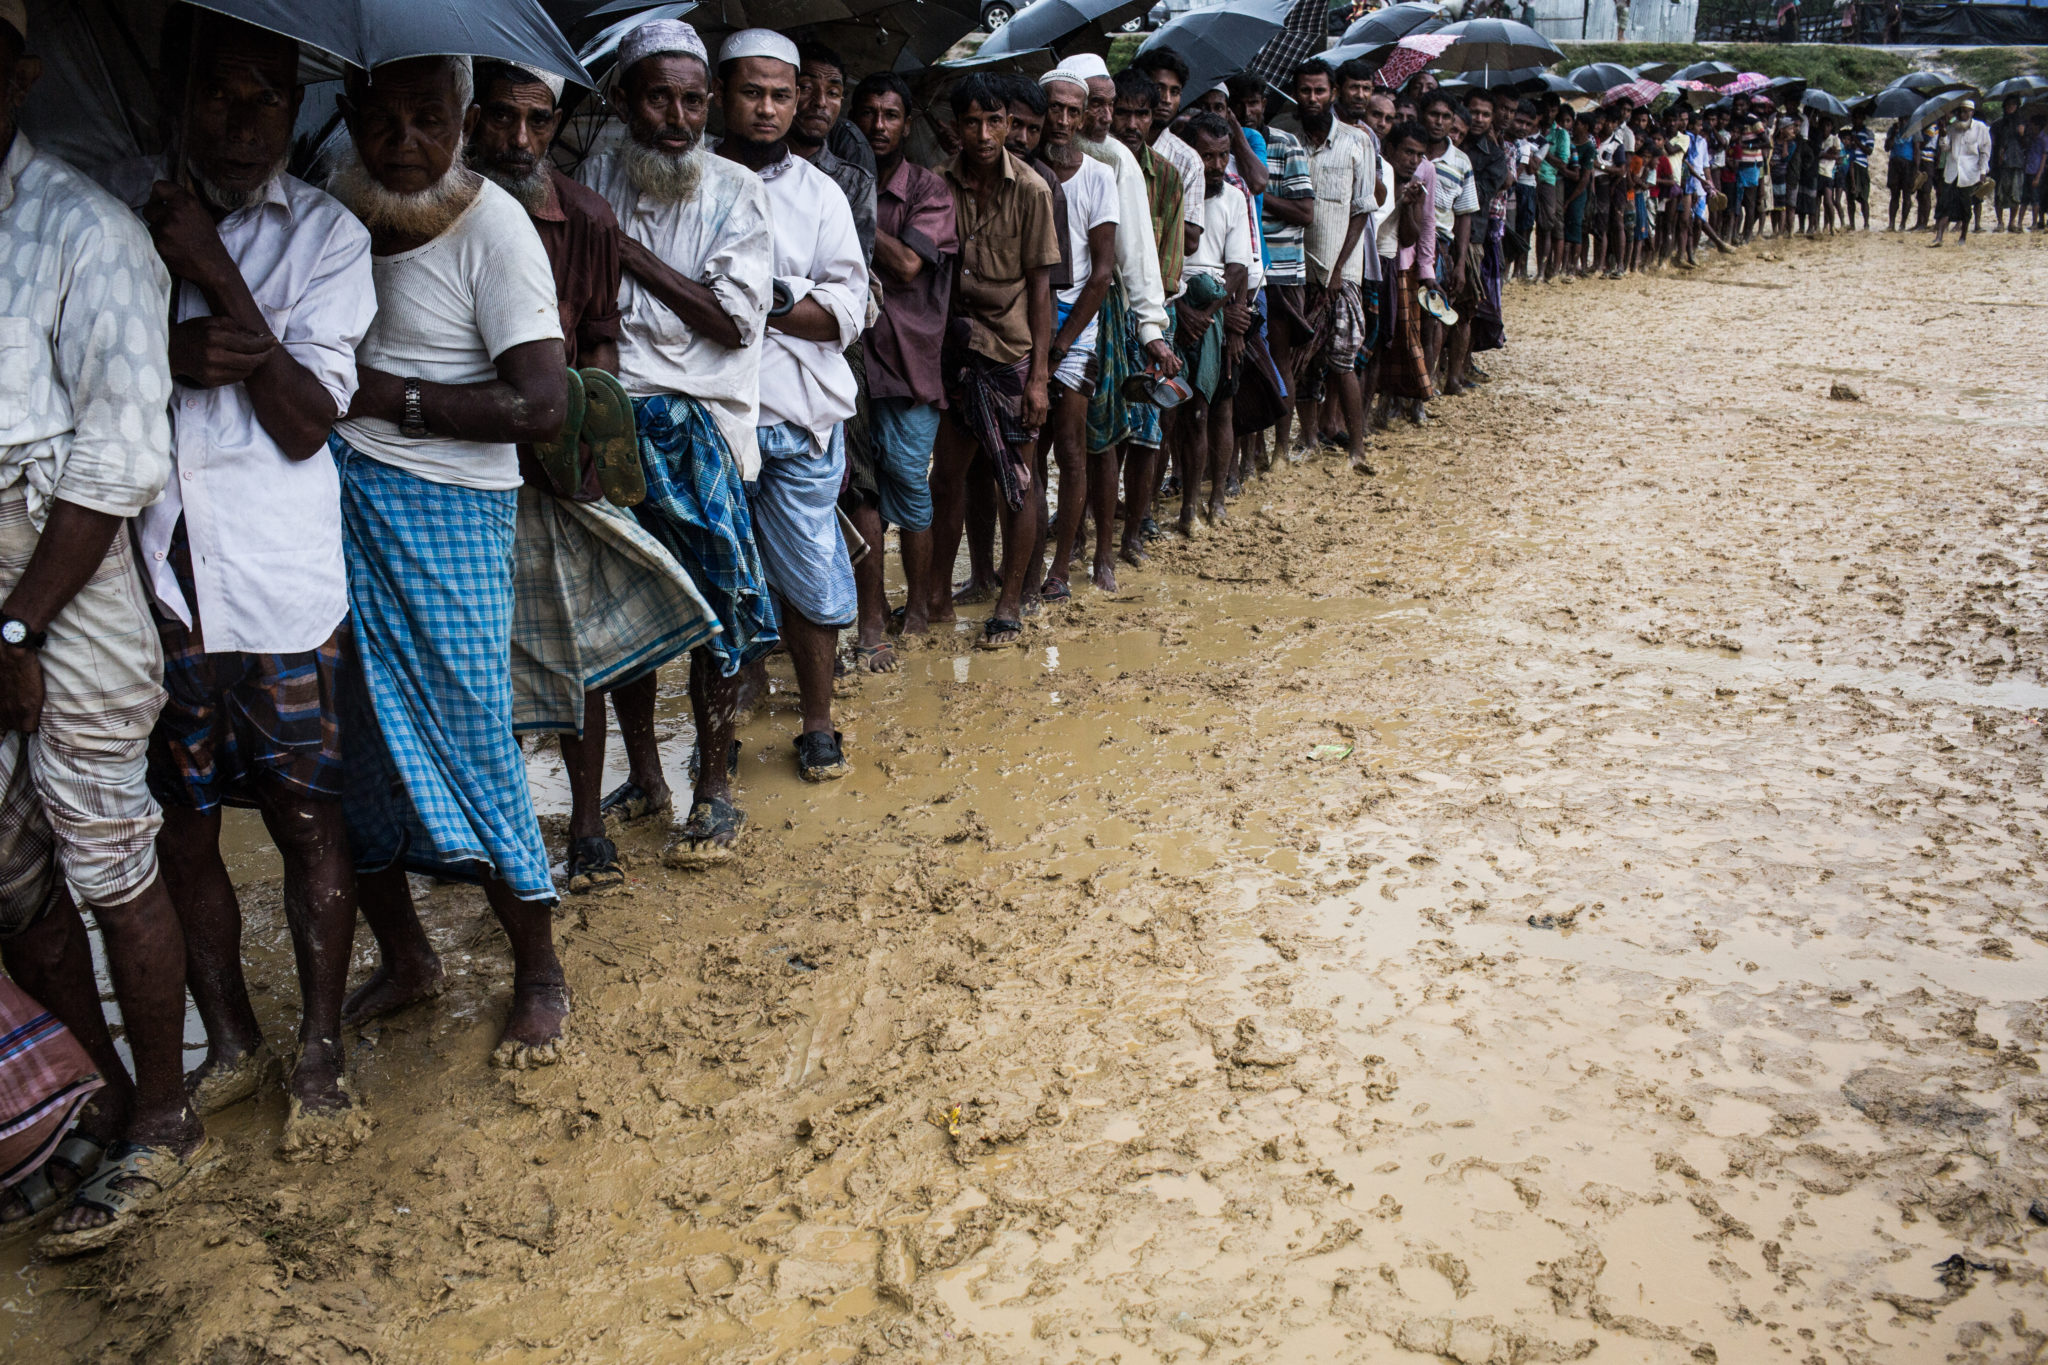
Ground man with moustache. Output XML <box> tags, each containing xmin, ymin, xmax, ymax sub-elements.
<box><xmin>1129</xmin><ymin>47</ymin><xmax>1206</xmax><ymax>258</ymax></box>
<box><xmin>791</xmin><ymin>41</ymin><xmax>875</xmax><ymax>262</ymax></box>
<box><xmin>0</xmin><ymin>0</ymin><xmax>204</xmax><ymax>1251</ymax></box>
<box><xmin>579</xmin><ymin>19</ymin><xmax>778</xmax><ymax>862</ymax></box>
<box><xmin>323</xmin><ymin>54</ymin><xmax>572</xmax><ymax>1071</ymax></box>
<box><xmin>1286</xmin><ymin>59</ymin><xmax>1378</xmax><ymax>475</ymax></box>
<box><xmin>713</xmin><ymin>29</ymin><xmax>866</xmax><ymax>783</ymax></box>
<box><xmin>1229</xmin><ymin>71</ymin><xmax>1315</xmax><ymax>462</ymax></box>
<box><xmin>94</xmin><ymin>8</ymin><xmax>375</xmax><ymax>1157</ymax></box>
<box><xmin>464</xmin><ymin>60</ymin><xmax>716</xmax><ymax>895</ymax></box>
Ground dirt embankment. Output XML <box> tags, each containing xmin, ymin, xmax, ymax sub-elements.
<box><xmin>5</xmin><ymin>229</ymin><xmax>2046</xmax><ymax>1364</ymax></box>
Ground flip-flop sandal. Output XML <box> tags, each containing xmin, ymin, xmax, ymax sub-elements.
<box><xmin>186</xmin><ymin>1044</ymin><xmax>278</xmax><ymax>1117</ymax></box>
<box><xmin>530</xmin><ymin>367</ymin><xmax>587</xmax><ymax>497</ymax></box>
<box><xmin>1</xmin><ymin>1135</ymin><xmax>104</xmax><ymax>1232</ymax></box>
<box><xmin>852</xmin><ymin>642</ymin><xmax>897</xmax><ymax>673</ymax></box>
<box><xmin>598</xmin><ymin>781</ymin><xmax>671</xmax><ymax>825</ymax></box>
<box><xmin>977</xmin><ymin>617</ymin><xmax>1022</xmax><ymax>650</ymax></box>
<box><xmin>795</xmin><ymin>730</ymin><xmax>852</xmax><ymax>782</ymax></box>
<box><xmin>1039</xmin><ymin>579</ymin><xmax>1073</xmax><ymax>603</ymax></box>
<box><xmin>665</xmin><ymin>798</ymin><xmax>746</xmax><ymax>866</ymax></box>
<box><xmin>38</xmin><ymin>1137</ymin><xmax>219</xmax><ymax>1258</ymax></box>
<box><xmin>578</xmin><ymin>368</ymin><xmax>646</xmax><ymax>508</ymax></box>
<box><xmin>565</xmin><ymin>835</ymin><xmax>626</xmax><ymax>895</ymax></box>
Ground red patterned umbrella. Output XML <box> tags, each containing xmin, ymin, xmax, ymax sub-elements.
<box><xmin>1601</xmin><ymin>78</ymin><xmax>1664</xmax><ymax>107</ymax></box>
<box><xmin>1376</xmin><ymin>31</ymin><xmax>1457</xmax><ymax>88</ymax></box>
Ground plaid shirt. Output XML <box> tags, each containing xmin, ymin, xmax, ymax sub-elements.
<box><xmin>1136</xmin><ymin>141</ymin><xmax>1187</xmax><ymax>295</ymax></box>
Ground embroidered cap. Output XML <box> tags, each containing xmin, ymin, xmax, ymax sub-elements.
<box><xmin>618</xmin><ymin>18</ymin><xmax>711</xmax><ymax>74</ymax></box>
<box><xmin>1055</xmin><ymin>53</ymin><xmax>1111</xmax><ymax>82</ymax></box>
<box><xmin>718</xmin><ymin>28</ymin><xmax>801</xmax><ymax>71</ymax></box>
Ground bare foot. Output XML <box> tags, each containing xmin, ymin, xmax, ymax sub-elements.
<box><xmin>1119</xmin><ymin>538</ymin><xmax>1149</xmax><ymax>568</ymax></box>
<box><xmin>952</xmin><ymin>577</ymin><xmax>997</xmax><ymax>606</ymax></box>
<box><xmin>1091</xmin><ymin>562</ymin><xmax>1118</xmax><ymax>592</ymax></box>
<box><xmin>491</xmin><ymin>978</ymin><xmax>571</xmax><ymax>1070</ymax></box>
<box><xmin>280</xmin><ymin>1054</ymin><xmax>372</xmax><ymax>1165</ymax></box>
<box><xmin>899</xmin><ymin>606</ymin><xmax>931</xmax><ymax>637</ymax></box>
<box><xmin>184</xmin><ymin>1042</ymin><xmax>275</xmax><ymax>1116</ymax></box>
<box><xmin>1207</xmin><ymin>499</ymin><xmax>1227</xmax><ymax>526</ymax></box>
<box><xmin>342</xmin><ymin>957</ymin><xmax>445</xmax><ymax>1029</ymax></box>
<box><xmin>1351</xmin><ymin>455</ymin><xmax>1377</xmax><ymax>476</ymax></box>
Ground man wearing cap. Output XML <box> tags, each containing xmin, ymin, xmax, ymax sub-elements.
<box><xmin>713</xmin><ymin>29</ymin><xmax>866</xmax><ymax>783</ymax></box>
<box><xmin>466</xmin><ymin>59</ymin><xmax>717</xmax><ymax>896</ymax></box>
<box><xmin>1932</xmin><ymin>99</ymin><xmax>1990</xmax><ymax>247</ymax></box>
<box><xmin>580</xmin><ymin>19</ymin><xmax>778</xmax><ymax>863</ymax></box>
<box><xmin>88</xmin><ymin>8</ymin><xmax>375</xmax><ymax>1159</ymax></box>
<box><xmin>323</xmin><ymin>53</ymin><xmax>572</xmax><ymax>1070</ymax></box>
<box><xmin>0</xmin><ymin>0</ymin><xmax>208</xmax><ymax>1250</ymax></box>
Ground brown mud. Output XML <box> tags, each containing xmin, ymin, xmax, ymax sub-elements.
<box><xmin>6</xmin><ymin>229</ymin><xmax>2048</xmax><ymax>1363</ymax></box>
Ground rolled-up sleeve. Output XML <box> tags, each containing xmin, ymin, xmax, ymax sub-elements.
<box><xmin>707</xmin><ymin>179</ymin><xmax>775</xmax><ymax>350</ymax></box>
<box><xmin>54</xmin><ymin>214</ymin><xmax>173</xmax><ymax>516</ymax></box>
<box><xmin>901</xmin><ymin>176</ymin><xmax>958</xmax><ymax>267</ymax></box>
<box><xmin>281</xmin><ymin>215</ymin><xmax>376</xmax><ymax>418</ymax></box>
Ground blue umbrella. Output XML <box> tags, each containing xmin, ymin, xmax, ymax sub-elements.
<box><xmin>977</xmin><ymin>0</ymin><xmax>1156</xmax><ymax>58</ymax></box>
<box><xmin>179</xmin><ymin>0</ymin><xmax>589</xmax><ymax>87</ymax></box>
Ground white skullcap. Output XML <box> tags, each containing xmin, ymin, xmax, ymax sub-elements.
<box><xmin>1056</xmin><ymin>53</ymin><xmax>1112</xmax><ymax>82</ymax></box>
<box><xmin>506</xmin><ymin>64</ymin><xmax>567</xmax><ymax>103</ymax></box>
<box><xmin>618</xmin><ymin>18</ymin><xmax>710</xmax><ymax>74</ymax></box>
<box><xmin>719</xmin><ymin>28</ymin><xmax>800</xmax><ymax>71</ymax></box>
<box><xmin>1040</xmin><ymin>69</ymin><xmax>1090</xmax><ymax>93</ymax></box>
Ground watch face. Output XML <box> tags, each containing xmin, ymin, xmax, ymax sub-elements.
<box><xmin>1</xmin><ymin>621</ymin><xmax>24</xmax><ymax>646</ymax></box>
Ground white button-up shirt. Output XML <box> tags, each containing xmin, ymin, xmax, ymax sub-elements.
<box><xmin>580</xmin><ymin>150</ymin><xmax>773</xmax><ymax>478</ymax></box>
<box><xmin>1091</xmin><ymin>136</ymin><xmax>1170</xmax><ymax>346</ymax></box>
<box><xmin>1185</xmin><ymin>179</ymin><xmax>1258</xmax><ymax>290</ymax></box>
<box><xmin>0</xmin><ymin>134</ymin><xmax>173</xmax><ymax>529</ymax></box>
<box><xmin>749</xmin><ymin>149</ymin><xmax>866</xmax><ymax>453</ymax></box>
<box><xmin>1301</xmin><ymin>119</ymin><xmax>1381</xmax><ymax>289</ymax></box>
<box><xmin>105</xmin><ymin>166</ymin><xmax>375</xmax><ymax>654</ymax></box>
<box><xmin>1943</xmin><ymin>117</ymin><xmax>1993</xmax><ymax>187</ymax></box>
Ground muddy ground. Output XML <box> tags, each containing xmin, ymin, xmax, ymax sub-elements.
<box><xmin>5</xmin><ymin>228</ymin><xmax>2047</xmax><ymax>1364</ymax></box>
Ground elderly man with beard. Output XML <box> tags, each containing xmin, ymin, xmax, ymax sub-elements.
<box><xmin>91</xmin><ymin>8</ymin><xmax>375</xmax><ymax>1159</ymax></box>
<box><xmin>1051</xmin><ymin>55</ymin><xmax>1178</xmax><ymax>589</ymax></box>
<box><xmin>465</xmin><ymin>61</ymin><xmax>717</xmax><ymax>895</ymax></box>
<box><xmin>713</xmin><ymin>30</ymin><xmax>865</xmax><ymax>783</ymax></box>
<box><xmin>579</xmin><ymin>19</ymin><xmax>777</xmax><ymax>862</ymax></box>
<box><xmin>0</xmin><ymin>0</ymin><xmax>205</xmax><ymax>1253</ymax></box>
<box><xmin>1032</xmin><ymin>69</ymin><xmax>1119</xmax><ymax>601</ymax></box>
<box><xmin>324</xmin><ymin>54</ymin><xmax>572</xmax><ymax>1070</ymax></box>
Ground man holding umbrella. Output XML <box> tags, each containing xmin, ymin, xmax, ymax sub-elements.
<box><xmin>1932</xmin><ymin>99</ymin><xmax>1990</xmax><ymax>247</ymax></box>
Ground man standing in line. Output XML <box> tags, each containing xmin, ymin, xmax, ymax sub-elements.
<box><xmin>922</xmin><ymin>74</ymin><xmax>1059</xmax><ymax>650</ymax></box>
<box><xmin>1534</xmin><ymin>98</ymin><xmax>1570</xmax><ymax>280</ymax></box>
<box><xmin>111</xmin><ymin>11</ymin><xmax>374</xmax><ymax>1154</ymax></box>
<box><xmin>1990</xmin><ymin>95</ymin><xmax>2027</xmax><ymax>233</ymax></box>
<box><xmin>1286</xmin><ymin>59</ymin><xmax>1377</xmax><ymax>475</ymax></box>
<box><xmin>848</xmin><ymin>72</ymin><xmax>954</xmax><ymax>662</ymax></box>
<box><xmin>1931</xmin><ymin>99</ymin><xmax>1990</xmax><ymax>247</ymax></box>
<box><xmin>323</xmin><ymin>55</ymin><xmax>572</xmax><ymax>1070</ymax></box>
<box><xmin>466</xmin><ymin>61</ymin><xmax>716</xmax><ymax>895</ymax></box>
<box><xmin>1463</xmin><ymin>88</ymin><xmax>1514</xmax><ymax>370</ymax></box>
<box><xmin>1420</xmin><ymin>91</ymin><xmax>1477</xmax><ymax>395</ymax></box>
<box><xmin>791</xmin><ymin>42</ymin><xmax>875</xmax><ymax>261</ymax></box>
<box><xmin>579</xmin><ymin>20</ymin><xmax>779</xmax><ymax>863</ymax></box>
<box><xmin>1229</xmin><ymin>73</ymin><xmax>1315</xmax><ymax>462</ymax></box>
<box><xmin>714</xmin><ymin>30</ymin><xmax>866</xmax><ymax>782</ymax></box>
<box><xmin>1175</xmin><ymin>113</ymin><xmax>1257</xmax><ymax>532</ymax></box>
<box><xmin>1130</xmin><ymin>48</ymin><xmax>1208</xmax><ymax>262</ymax></box>
<box><xmin>0</xmin><ymin>0</ymin><xmax>207</xmax><ymax>1251</ymax></box>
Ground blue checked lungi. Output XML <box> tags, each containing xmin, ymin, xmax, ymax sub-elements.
<box><xmin>332</xmin><ymin>439</ymin><xmax>555</xmax><ymax>904</ymax></box>
<box><xmin>629</xmin><ymin>394</ymin><xmax>780</xmax><ymax>676</ymax></box>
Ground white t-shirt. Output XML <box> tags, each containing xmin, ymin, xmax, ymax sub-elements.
<box><xmin>1184</xmin><ymin>181</ymin><xmax>1255</xmax><ymax>288</ymax></box>
<box><xmin>335</xmin><ymin>178</ymin><xmax>563</xmax><ymax>490</ymax></box>
<box><xmin>1056</xmin><ymin>155</ymin><xmax>1121</xmax><ymax>308</ymax></box>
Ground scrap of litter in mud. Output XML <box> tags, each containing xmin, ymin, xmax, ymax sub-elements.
<box><xmin>6</xmin><ymin>231</ymin><xmax>2048</xmax><ymax>1365</ymax></box>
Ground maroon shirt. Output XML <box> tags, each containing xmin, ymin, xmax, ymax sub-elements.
<box><xmin>530</xmin><ymin>166</ymin><xmax>623</xmax><ymax>369</ymax></box>
<box><xmin>864</xmin><ymin>156</ymin><xmax>957</xmax><ymax>407</ymax></box>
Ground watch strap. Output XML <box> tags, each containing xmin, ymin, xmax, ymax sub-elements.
<box><xmin>1</xmin><ymin>617</ymin><xmax>48</xmax><ymax>651</ymax></box>
<box><xmin>401</xmin><ymin>377</ymin><xmax>427</xmax><ymax>437</ymax></box>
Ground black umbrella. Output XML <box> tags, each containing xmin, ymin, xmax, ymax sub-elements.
<box><xmin>1339</xmin><ymin>1</ymin><xmax>1447</xmax><ymax>47</ymax></box>
<box><xmin>1886</xmin><ymin>71</ymin><xmax>1949</xmax><ymax>93</ymax></box>
<box><xmin>1567</xmin><ymin>61</ymin><xmax>1636</xmax><ymax>94</ymax></box>
<box><xmin>1801</xmin><ymin>88</ymin><xmax>1848</xmax><ymax>120</ymax></box>
<box><xmin>1318</xmin><ymin>41</ymin><xmax>1388</xmax><ymax>74</ymax></box>
<box><xmin>1427</xmin><ymin>18</ymin><xmax>1561</xmax><ymax>77</ymax></box>
<box><xmin>1900</xmin><ymin>87</ymin><xmax>1975</xmax><ymax>138</ymax></box>
<box><xmin>975</xmin><ymin>0</ymin><xmax>1154</xmax><ymax>59</ymax></box>
<box><xmin>1631</xmin><ymin>60</ymin><xmax>1680</xmax><ymax>82</ymax></box>
<box><xmin>1671</xmin><ymin>60</ymin><xmax>1736</xmax><ymax>84</ymax></box>
<box><xmin>1987</xmin><ymin>75</ymin><xmax>2048</xmax><ymax>100</ymax></box>
<box><xmin>1764</xmin><ymin>74</ymin><xmax>1806</xmax><ymax>106</ymax></box>
<box><xmin>1138</xmin><ymin>0</ymin><xmax>1297</xmax><ymax>102</ymax></box>
<box><xmin>1864</xmin><ymin>86</ymin><xmax>1926</xmax><ymax>119</ymax></box>
<box><xmin>1439</xmin><ymin>64</ymin><xmax>1541</xmax><ymax>92</ymax></box>
<box><xmin>178</xmin><ymin>0</ymin><xmax>588</xmax><ymax>86</ymax></box>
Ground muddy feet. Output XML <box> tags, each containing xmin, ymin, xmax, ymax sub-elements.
<box><xmin>341</xmin><ymin>957</ymin><xmax>446</xmax><ymax>1029</ymax></box>
<box><xmin>185</xmin><ymin>1042</ymin><xmax>277</xmax><ymax>1116</ymax></box>
<box><xmin>1118</xmin><ymin>537</ymin><xmax>1149</xmax><ymax>568</ymax></box>
<box><xmin>1091</xmin><ymin>562</ymin><xmax>1118</xmax><ymax>593</ymax></box>
<box><xmin>280</xmin><ymin>1047</ymin><xmax>372</xmax><ymax>1164</ymax></box>
<box><xmin>490</xmin><ymin>978</ymin><xmax>571</xmax><ymax>1070</ymax></box>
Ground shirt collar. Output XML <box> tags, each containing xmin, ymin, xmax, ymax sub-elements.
<box><xmin>878</xmin><ymin>155</ymin><xmax>913</xmax><ymax>201</ymax></box>
<box><xmin>0</xmin><ymin>132</ymin><xmax>35</xmax><ymax>215</ymax></box>
<box><xmin>529</xmin><ymin>167</ymin><xmax>567</xmax><ymax>224</ymax></box>
<box><xmin>945</xmin><ymin>148</ymin><xmax>1021</xmax><ymax>187</ymax></box>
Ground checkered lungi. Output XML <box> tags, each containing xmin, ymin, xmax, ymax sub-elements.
<box><xmin>332</xmin><ymin>439</ymin><xmax>555</xmax><ymax>904</ymax></box>
<box><xmin>510</xmin><ymin>488</ymin><xmax>718</xmax><ymax>736</ymax></box>
<box><xmin>629</xmin><ymin>394</ymin><xmax>781</xmax><ymax>677</ymax></box>
<box><xmin>0</xmin><ymin>974</ymin><xmax>104</xmax><ymax>1191</ymax></box>
<box><xmin>1085</xmin><ymin>283</ymin><xmax>1139</xmax><ymax>455</ymax></box>
<box><xmin>0</xmin><ymin>485</ymin><xmax>164</xmax><ymax>929</ymax></box>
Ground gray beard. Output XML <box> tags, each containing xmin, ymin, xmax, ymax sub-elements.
<box><xmin>192</xmin><ymin>159</ymin><xmax>286</xmax><ymax>214</ymax></box>
<box><xmin>328</xmin><ymin>143</ymin><xmax>481</xmax><ymax>240</ymax></box>
<box><xmin>1041</xmin><ymin>138</ymin><xmax>1082</xmax><ymax>169</ymax></box>
<box><xmin>621</xmin><ymin>136</ymin><xmax>706</xmax><ymax>205</ymax></box>
<box><xmin>476</xmin><ymin>161</ymin><xmax>550</xmax><ymax>215</ymax></box>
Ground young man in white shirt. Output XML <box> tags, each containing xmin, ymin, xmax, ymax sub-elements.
<box><xmin>1420</xmin><ymin>90</ymin><xmax>1478</xmax><ymax>395</ymax></box>
<box><xmin>1035</xmin><ymin>70</ymin><xmax>1120</xmax><ymax>600</ymax></box>
<box><xmin>579</xmin><ymin>19</ymin><xmax>777</xmax><ymax>864</ymax></box>
<box><xmin>325</xmin><ymin>54</ymin><xmax>573</xmax><ymax>1073</ymax></box>
<box><xmin>111</xmin><ymin>12</ymin><xmax>377</xmax><ymax>1157</ymax></box>
<box><xmin>1176</xmin><ymin>113</ymin><xmax>1256</xmax><ymax>533</ymax></box>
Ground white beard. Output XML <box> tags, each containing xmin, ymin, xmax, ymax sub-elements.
<box><xmin>328</xmin><ymin>142</ymin><xmax>482</xmax><ymax>240</ymax></box>
<box><xmin>193</xmin><ymin>158</ymin><xmax>287</xmax><ymax>214</ymax></box>
<box><xmin>476</xmin><ymin>161</ymin><xmax>551</xmax><ymax>214</ymax></box>
<box><xmin>1078</xmin><ymin>136</ymin><xmax>1119</xmax><ymax>169</ymax></box>
<box><xmin>621</xmin><ymin>136</ymin><xmax>707</xmax><ymax>204</ymax></box>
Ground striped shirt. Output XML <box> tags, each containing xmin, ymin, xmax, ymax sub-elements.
<box><xmin>1256</xmin><ymin>125</ymin><xmax>1314</xmax><ymax>285</ymax></box>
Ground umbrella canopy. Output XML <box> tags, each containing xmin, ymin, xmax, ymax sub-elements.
<box><xmin>1722</xmin><ymin>71</ymin><xmax>1769</xmax><ymax>97</ymax></box>
<box><xmin>1137</xmin><ymin>0</ymin><xmax>1297</xmax><ymax>103</ymax></box>
<box><xmin>1886</xmin><ymin>71</ymin><xmax>1950</xmax><ymax>93</ymax></box>
<box><xmin>1568</xmin><ymin>62</ymin><xmax>1637</xmax><ymax>94</ymax></box>
<box><xmin>1864</xmin><ymin>86</ymin><xmax>1926</xmax><ymax>119</ymax></box>
<box><xmin>1438</xmin><ymin>63</ymin><xmax>1542</xmax><ymax>92</ymax></box>
<box><xmin>1602</xmin><ymin>77</ymin><xmax>1665</xmax><ymax>107</ymax></box>
<box><xmin>974</xmin><ymin>0</ymin><xmax>1153</xmax><ymax>59</ymax></box>
<box><xmin>1671</xmin><ymin>60</ymin><xmax>1737</xmax><ymax>84</ymax></box>
<box><xmin>1763</xmin><ymin>75</ymin><xmax>1806</xmax><ymax>106</ymax></box>
<box><xmin>1801</xmin><ymin>88</ymin><xmax>1849</xmax><ymax>120</ymax></box>
<box><xmin>179</xmin><ymin>0</ymin><xmax>589</xmax><ymax>86</ymax></box>
<box><xmin>1339</xmin><ymin>1</ymin><xmax>1447</xmax><ymax>47</ymax></box>
<box><xmin>1317</xmin><ymin>41</ymin><xmax>1387</xmax><ymax>74</ymax></box>
<box><xmin>1375</xmin><ymin>32</ymin><xmax>1456</xmax><ymax>89</ymax></box>
<box><xmin>1631</xmin><ymin>60</ymin><xmax>1680</xmax><ymax>82</ymax></box>
<box><xmin>1987</xmin><ymin>75</ymin><xmax>2048</xmax><ymax>100</ymax></box>
<box><xmin>1900</xmin><ymin>87</ymin><xmax>1976</xmax><ymax>138</ymax></box>
<box><xmin>1426</xmin><ymin>18</ymin><xmax>1560</xmax><ymax>76</ymax></box>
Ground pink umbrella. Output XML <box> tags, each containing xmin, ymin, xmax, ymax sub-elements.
<box><xmin>1602</xmin><ymin>77</ymin><xmax>1665</xmax><ymax>107</ymax></box>
<box><xmin>1724</xmin><ymin>72</ymin><xmax>1771</xmax><ymax>96</ymax></box>
<box><xmin>1378</xmin><ymin>31</ymin><xmax>1459</xmax><ymax>88</ymax></box>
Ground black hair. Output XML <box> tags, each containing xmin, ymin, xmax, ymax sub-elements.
<box><xmin>1184</xmin><ymin>111</ymin><xmax>1231</xmax><ymax>148</ymax></box>
<box><xmin>795</xmin><ymin>40</ymin><xmax>846</xmax><ymax>81</ymax></box>
<box><xmin>1514</xmin><ymin>98</ymin><xmax>1541</xmax><ymax>119</ymax></box>
<box><xmin>1336</xmin><ymin>57</ymin><xmax>1377</xmax><ymax>87</ymax></box>
<box><xmin>1225</xmin><ymin>72</ymin><xmax>1264</xmax><ymax>104</ymax></box>
<box><xmin>1003</xmin><ymin>75</ymin><xmax>1047</xmax><ymax>117</ymax></box>
<box><xmin>0</xmin><ymin>16</ymin><xmax>19</xmax><ymax>56</ymax></box>
<box><xmin>1112</xmin><ymin>67</ymin><xmax>1156</xmax><ymax>107</ymax></box>
<box><xmin>1463</xmin><ymin>87</ymin><xmax>1495</xmax><ymax>109</ymax></box>
<box><xmin>1420</xmin><ymin>89</ymin><xmax>1457</xmax><ymax>115</ymax></box>
<box><xmin>1132</xmin><ymin>46</ymin><xmax>1189</xmax><ymax>87</ymax></box>
<box><xmin>950</xmin><ymin>72</ymin><xmax>1009</xmax><ymax>119</ymax></box>
<box><xmin>851</xmin><ymin>71</ymin><xmax>913</xmax><ymax>114</ymax></box>
<box><xmin>1291</xmin><ymin>58</ymin><xmax>1333</xmax><ymax>90</ymax></box>
<box><xmin>1386</xmin><ymin>119</ymin><xmax>1429</xmax><ymax>153</ymax></box>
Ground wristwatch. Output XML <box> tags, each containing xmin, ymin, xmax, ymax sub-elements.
<box><xmin>400</xmin><ymin>377</ymin><xmax>428</xmax><ymax>438</ymax></box>
<box><xmin>0</xmin><ymin>617</ymin><xmax>47</xmax><ymax>651</ymax></box>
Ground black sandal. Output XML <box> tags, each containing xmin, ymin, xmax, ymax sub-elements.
<box><xmin>977</xmin><ymin>617</ymin><xmax>1022</xmax><ymax>650</ymax></box>
<box><xmin>665</xmin><ymin>798</ymin><xmax>746</xmax><ymax>866</ymax></box>
<box><xmin>686</xmin><ymin>738</ymin><xmax>743</xmax><ymax>782</ymax></box>
<box><xmin>795</xmin><ymin>730</ymin><xmax>852</xmax><ymax>782</ymax></box>
<box><xmin>598</xmin><ymin>781</ymin><xmax>670</xmax><ymax>824</ymax></box>
<box><xmin>565</xmin><ymin>835</ymin><xmax>625</xmax><ymax>895</ymax></box>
